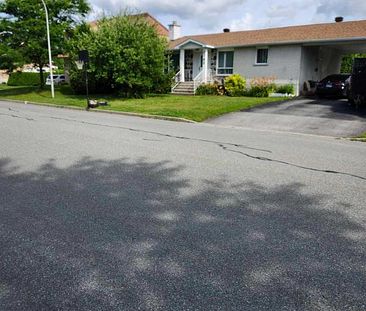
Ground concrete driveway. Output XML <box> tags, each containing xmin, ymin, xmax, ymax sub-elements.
<box><xmin>207</xmin><ymin>98</ymin><xmax>366</xmax><ymax>137</ymax></box>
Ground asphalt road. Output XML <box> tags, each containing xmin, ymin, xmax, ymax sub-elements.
<box><xmin>208</xmin><ymin>98</ymin><xmax>366</xmax><ymax>137</ymax></box>
<box><xmin>1</xmin><ymin>101</ymin><xmax>366</xmax><ymax>311</ymax></box>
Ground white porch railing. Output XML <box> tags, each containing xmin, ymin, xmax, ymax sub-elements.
<box><xmin>193</xmin><ymin>70</ymin><xmax>204</xmax><ymax>93</ymax></box>
<box><xmin>171</xmin><ymin>70</ymin><xmax>181</xmax><ymax>92</ymax></box>
<box><xmin>185</xmin><ymin>69</ymin><xmax>192</xmax><ymax>81</ymax></box>
<box><xmin>193</xmin><ymin>70</ymin><xmax>216</xmax><ymax>94</ymax></box>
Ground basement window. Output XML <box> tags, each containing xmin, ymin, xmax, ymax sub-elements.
<box><xmin>256</xmin><ymin>48</ymin><xmax>269</xmax><ymax>65</ymax></box>
<box><xmin>218</xmin><ymin>51</ymin><xmax>234</xmax><ymax>75</ymax></box>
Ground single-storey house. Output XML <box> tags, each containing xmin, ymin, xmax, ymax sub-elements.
<box><xmin>168</xmin><ymin>19</ymin><xmax>366</xmax><ymax>95</ymax></box>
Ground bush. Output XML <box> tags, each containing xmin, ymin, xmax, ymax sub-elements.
<box><xmin>68</xmin><ymin>14</ymin><xmax>169</xmax><ymax>98</ymax></box>
<box><xmin>196</xmin><ymin>83</ymin><xmax>219</xmax><ymax>95</ymax></box>
<box><xmin>152</xmin><ymin>71</ymin><xmax>175</xmax><ymax>94</ymax></box>
<box><xmin>247</xmin><ymin>77</ymin><xmax>276</xmax><ymax>97</ymax></box>
<box><xmin>276</xmin><ymin>84</ymin><xmax>295</xmax><ymax>95</ymax></box>
<box><xmin>7</xmin><ymin>72</ymin><xmax>41</xmax><ymax>86</ymax></box>
<box><xmin>224</xmin><ymin>74</ymin><xmax>246</xmax><ymax>96</ymax></box>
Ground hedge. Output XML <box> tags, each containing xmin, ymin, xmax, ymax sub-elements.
<box><xmin>7</xmin><ymin>72</ymin><xmax>41</xmax><ymax>86</ymax></box>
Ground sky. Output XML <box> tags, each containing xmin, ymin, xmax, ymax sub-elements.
<box><xmin>89</xmin><ymin>0</ymin><xmax>366</xmax><ymax>35</ymax></box>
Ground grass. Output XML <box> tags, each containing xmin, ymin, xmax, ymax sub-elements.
<box><xmin>351</xmin><ymin>131</ymin><xmax>366</xmax><ymax>142</ymax></box>
<box><xmin>0</xmin><ymin>85</ymin><xmax>286</xmax><ymax>122</ymax></box>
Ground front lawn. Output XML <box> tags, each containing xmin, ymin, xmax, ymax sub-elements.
<box><xmin>0</xmin><ymin>85</ymin><xmax>286</xmax><ymax>122</ymax></box>
<box><xmin>352</xmin><ymin>131</ymin><xmax>366</xmax><ymax>142</ymax></box>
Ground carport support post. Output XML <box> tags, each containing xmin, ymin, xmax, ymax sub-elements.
<box><xmin>180</xmin><ymin>49</ymin><xmax>185</xmax><ymax>82</ymax></box>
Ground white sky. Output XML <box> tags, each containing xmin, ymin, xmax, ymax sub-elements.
<box><xmin>89</xmin><ymin>0</ymin><xmax>366</xmax><ymax>35</ymax></box>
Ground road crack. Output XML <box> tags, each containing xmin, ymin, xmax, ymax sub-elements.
<box><xmin>44</xmin><ymin>115</ymin><xmax>272</xmax><ymax>153</ymax></box>
<box><xmin>0</xmin><ymin>112</ymin><xmax>34</xmax><ymax>121</ymax></box>
<box><xmin>218</xmin><ymin>144</ymin><xmax>366</xmax><ymax>181</ymax></box>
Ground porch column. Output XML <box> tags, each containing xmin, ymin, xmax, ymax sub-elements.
<box><xmin>180</xmin><ymin>49</ymin><xmax>185</xmax><ymax>82</ymax></box>
<box><xmin>203</xmin><ymin>48</ymin><xmax>209</xmax><ymax>83</ymax></box>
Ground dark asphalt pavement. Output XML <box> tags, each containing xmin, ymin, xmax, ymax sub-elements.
<box><xmin>1</xmin><ymin>101</ymin><xmax>366</xmax><ymax>310</ymax></box>
<box><xmin>208</xmin><ymin>98</ymin><xmax>366</xmax><ymax>137</ymax></box>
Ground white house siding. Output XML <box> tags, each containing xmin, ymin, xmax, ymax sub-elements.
<box><xmin>299</xmin><ymin>47</ymin><xmax>321</xmax><ymax>93</ymax></box>
<box><xmin>232</xmin><ymin>45</ymin><xmax>302</xmax><ymax>95</ymax></box>
<box><xmin>318</xmin><ymin>47</ymin><xmax>343</xmax><ymax>77</ymax></box>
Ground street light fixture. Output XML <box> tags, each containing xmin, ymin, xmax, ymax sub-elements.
<box><xmin>41</xmin><ymin>0</ymin><xmax>54</xmax><ymax>98</ymax></box>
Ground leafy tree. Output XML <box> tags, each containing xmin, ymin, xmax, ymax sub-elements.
<box><xmin>68</xmin><ymin>14</ymin><xmax>172</xmax><ymax>97</ymax></box>
<box><xmin>341</xmin><ymin>53</ymin><xmax>366</xmax><ymax>73</ymax></box>
<box><xmin>0</xmin><ymin>0</ymin><xmax>90</xmax><ymax>86</ymax></box>
<box><xmin>0</xmin><ymin>43</ymin><xmax>24</xmax><ymax>72</ymax></box>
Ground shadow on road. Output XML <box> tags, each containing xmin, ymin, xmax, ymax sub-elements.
<box><xmin>0</xmin><ymin>157</ymin><xmax>365</xmax><ymax>310</ymax></box>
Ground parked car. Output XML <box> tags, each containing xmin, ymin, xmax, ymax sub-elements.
<box><xmin>46</xmin><ymin>75</ymin><xmax>66</xmax><ymax>86</ymax></box>
<box><xmin>348</xmin><ymin>58</ymin><xmax>366</xmax><ymax>107</ymax></box>
<box><xmin>315</xmin><ymin>74</ymin><xmax>350</xmax><ymax>98</ymax></box>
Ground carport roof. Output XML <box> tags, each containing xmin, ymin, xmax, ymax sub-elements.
<box><xmin>169</xmin><ymin>20</ymin><xmax>366</xmax><ymax>49</ymax></box>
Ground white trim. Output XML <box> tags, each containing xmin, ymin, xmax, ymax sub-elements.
<box><xmin>203</xmin><ymin>48</ymin><xmax>209</xmax><ymax>83</ymax></box>
<box><xmin>179</xmin><ymin>49</ymin><xmax>185</xmax><ymax>82</ymax></box>
<box><xmin>201</xmin><ymin>37</ymin><xmax>366</xmax><ymax>50</ymax></box>
<box><xmin>216</xmin><ymin>50</ymin><xmax>234</xmax><ymax>76</ymax></box>
<box><xmin>174</xmin><ymin>39</ymin><xmax>215</xmax><ymax>50</ymax></box>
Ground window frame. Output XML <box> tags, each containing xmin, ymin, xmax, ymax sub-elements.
<box><xmin>217</xmin><ymin>50</ymin><xmax>234</xmax><ymax>75</ymax></box>
<box><xmin>255</xmin><ymin>47</ymin><xmax>269</xmax><ymax>66</ymax></box>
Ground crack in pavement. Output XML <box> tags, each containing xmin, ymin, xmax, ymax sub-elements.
<box><xmin>218</xmin><ymin>144</ymin><xmax>366</xmax><ymax>182</ymax></box>
<box><xmin>0</xmin><ymin>112</ymin><xmax>34</xmax><ymax>121</ymax></box>
<box><xmin>3</xmin><ymin>109</ymin><xmax>364</xmax><ymax>181</ymax></box>
<box><xmin>41</xmin><ymin>115</ymin><xmax>272</xmax><ymax>153</ymax></box>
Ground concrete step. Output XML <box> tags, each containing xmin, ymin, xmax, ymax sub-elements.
<box><xmin>172</xmin><ymin>90</ymin><xmax>194</xmax><ymax>95</ymax></box>
<box><xmin>171</xmin><ymin>82</ymin><xmax>195</xmax><ymax>95</ymax></box>
<box><xmin>174</xmin><ymin>87</ymin><xmax>194</xmax><ymax>92</ymax></box>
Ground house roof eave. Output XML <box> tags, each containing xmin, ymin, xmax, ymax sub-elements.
<box><xmin>173</xmin><ymin>38</ymin><xmax>215</xmax><ymax>50</ymax></box>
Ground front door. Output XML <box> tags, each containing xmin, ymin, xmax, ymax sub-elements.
<box><xmin>193</xmin><ymin>50</ymin><xmax>203</xmax><ymax>79</ymax></box>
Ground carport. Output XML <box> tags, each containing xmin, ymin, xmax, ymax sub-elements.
<box><xmin>300</xmin><ymin>40</ymin><xmax>366</xmax><ymax>93</ymax></box>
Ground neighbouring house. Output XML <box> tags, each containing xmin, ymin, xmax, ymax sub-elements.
<box><xmin>89</xmin><ymin>13</ymin><xmax>169</xmax><ymax>37</ymax></box>
<box><xmin>168</xmin><ymin>18</ymin><xmax>366</xmax><ymax>95</ymax></box>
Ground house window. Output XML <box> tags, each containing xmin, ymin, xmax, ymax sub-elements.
<box><xmin>218</xmin><ymin>51</ymin><xmax>234</xmax><ymax>75</ymax></box>
<box><xmin>256</xmin><ymin>48</ymin><xmax>268</xmax><ymax>64</ymax></box>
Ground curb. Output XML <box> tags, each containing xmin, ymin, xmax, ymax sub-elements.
<box><xmin>0</xmin><ymin>99</ymin><xmax>196</xmax><ymax>124</ymax></box>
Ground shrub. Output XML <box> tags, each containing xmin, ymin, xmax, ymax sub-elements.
<box><xmin>276</xmin><ymin>84</ymin><xmax>295</xmax><ymax>95</ymax></box>
<box><xmin>68</xmin><ymin>14</ymin><xmax>169</xmax><ymax>98</ymax></box>
<box><xmin>7</xmin><ymin>72</ymin><xmax>41</xmax><ymax>86</ymax></box>
<box><xmin>224</xmin><ymin>74</ymin><xmax>246</xmax><ymax>96</ymax></box>
<box><xmin>196</xmin><ymin>83</ymin><xmax>219</xmax><ymax>95</ymax></box>
<box><xmin>152</xmin><ymin>71</ymin><xmax>175</xmax><ymax>94</ymax></box>
<box><xmin>247</xmin><ymin>76</ymin><xmax>276</xmax><ymax>97</ymax></box>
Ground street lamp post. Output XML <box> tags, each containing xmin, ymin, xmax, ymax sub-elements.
<box><xmin>41</xmin><ymin>0</ymin><xmax>54</xmax><ymax>98</ymax></box>
<box><xmin>76</xmin><ymin>50</ymin><xmax>90</xmax><ymax>109</ymax></box>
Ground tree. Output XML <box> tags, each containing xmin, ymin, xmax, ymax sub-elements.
<box><xmin>0</xmin><ymin>0</ymin><xmax>90</xmax><ymax>86</ymax></box>
<box><xmin>341</xmin><ymin>53</ymin><xmax>366</xmax><ymax>73</ymax></box>
<box><xmin>0</xmin><ymin>43</ymin><xmax>24</xmax><ymax>72</ymax></box>
<box><xmin>68</xmin><ymin>14</ymin><xmax>172</xmax><ymax>97</ymax></box>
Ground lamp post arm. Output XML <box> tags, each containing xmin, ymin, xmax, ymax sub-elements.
<box><xmin>41</xmin><ymin>0</ymin><xmax>54</xmax><ymax>98</ymax></box>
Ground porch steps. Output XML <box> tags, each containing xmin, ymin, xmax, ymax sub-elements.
<box><xmin>172</xmin><ymin>82</ymin><xmax>195</xmax><ymax>95</ymax></box>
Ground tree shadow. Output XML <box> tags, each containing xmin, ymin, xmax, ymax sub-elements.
<box><xmin>0</xmin><ymin>157</ymin><xmax>365</xmax><ymax>310</ymax></box>
<box><xmin>0</xmin><ymin>86</ymin><xmax>39</xmax><ymax>96</ymax></box>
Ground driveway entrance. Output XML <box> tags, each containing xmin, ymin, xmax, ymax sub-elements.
<box><xmin>207</xmin><ymin>98</ymin><xmax>366</xmax><ymax>137</ymax></box>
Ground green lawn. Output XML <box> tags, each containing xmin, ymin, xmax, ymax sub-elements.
<box><xmin>354</xmin><ymin>131</ymin><xmax>366</xmax><ymax>141</ymax></box>
<box><xmin>0</xmin><ymin>85</ymin><xmax>286</xmax><ymax>122</ymax></box>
